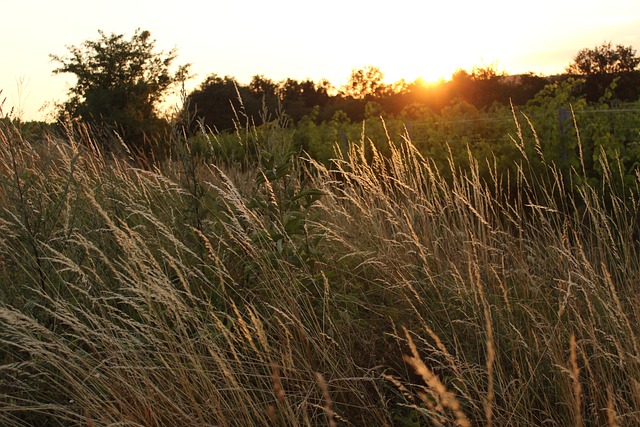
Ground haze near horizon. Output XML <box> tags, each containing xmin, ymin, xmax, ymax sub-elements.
<box><xmin>2</xmin><ymin>0</ymin><xmax>639</xmax><ymax>121</ymax></box>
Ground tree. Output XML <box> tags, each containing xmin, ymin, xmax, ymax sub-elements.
<box><xmin>278</xmin><ymin>78</ymin><xmax>330</xmax><ymax>122</ymax></box>
<box><xmin>565</xmin><ymin>42</ymin><xmax>640</xmax><ymax>102</ymax></box>
<box><xmin>247</xmin><ymin>75</ymin><xmax>279</xmax><ymax>120</ymax></box>
<box><xmin>343</xmin><ymin>66</ymin><xmax>389</xmax><ymax>99</ymax></box>
<box><xmin>448</xmin><ymin>65</ymin><xmax>511</xmax><ymax>108</ymax></box>
<box><xmin>470</xmin><ymin>63</ymin><xmax>505</xmax><ymax>81</ymax></box>
<box><xmin>566</xmin><ymin>42</ymin><xmax>640</xmax><ymax>75</ymax></box>
<box><xmin>51</xmin><ymin>29</ymin><xmax>190</xmax><ymax>150</ymax></box>
<box><xmin>187</xmin><ymin>74</ymin><xmax>250</xmax><ymax>132</ymax></box>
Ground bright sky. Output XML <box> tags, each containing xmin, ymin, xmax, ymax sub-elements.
<box><xmin>2</xmin><ymin>0</ymin><xmax>639</xmax><ymax>121</ymax></box>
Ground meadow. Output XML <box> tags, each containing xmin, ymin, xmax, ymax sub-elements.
<box><xmin>1</xmin><ymin>98</ymin><xmax>640</xmax><ymax>426</ymax></box>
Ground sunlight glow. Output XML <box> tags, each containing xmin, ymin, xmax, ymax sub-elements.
<box><xmin>1</xmin><ymin>0</ymin><xmax>639</xmax><ymax>120</ymax></box>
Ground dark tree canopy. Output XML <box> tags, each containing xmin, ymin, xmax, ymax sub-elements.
<box><xmin>187</xmin><ymin>74</ymin><xmax>253</xmax><ymax>132</ymax></box>
<box><xmin>51</xmin><ymin>29</ymin><xmax>190</xmax><ymax>148</ymax></box>
<box><xmin>187</xmin><ymin>75</ymin><xmax>332</xmax><ymax>132</ymax></box>
<box><xmin>566</xmin><ymin>42</ymin><xmax>640</xmax><ymax>75</ymax></box>
<box><xmin>185</xmin><ymin>39</ymin><xmax>639</xmax><ymax>133</ymax></box>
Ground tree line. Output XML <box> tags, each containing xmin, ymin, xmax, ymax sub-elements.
<box><xmin>20</xmin><ymin>29</ymin><xmax>640</xmax><ymax>155</ymax></box>
<box><xmin>186</xmin><ymin>61</ymin><xmax>640</xmax><ymax>134</ymax></box>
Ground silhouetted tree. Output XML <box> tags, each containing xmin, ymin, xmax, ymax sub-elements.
<box><xmin>470</xmin><ymin>63</ymin><xmax>505</xmax><ymax>81</ymax></box>
<box><xmin>51</xmin><ymin>29</ymin><xmax>190</xmax><ymax>151</ymax></box>
<box><xmin>507</xmin><ymin>73</ymin><xmax>549</xmax><ymax>104</ymax></box>
<box><xmin>187</xmin><ymin>74</ymin><xmax>249</xmax><ymax>132</ymax></box>
<box><xmin>248</xmin><ymin>75</ymin><xmax>279</xmax><ymax>116</ymax></box>
<box><xmin>566</xmin><ymin>42</ymin><xmax>640</xmax><ymax>75</ymax></box>
<box><xmin>449</xmin><ymin>69</ymin><xmax>474</xmax><ymax>100</ymax></box>
<box><xmin>343</xmin><ymin>66</ymin><xmax>389</xmax><ymax>99</ymax></box>
<box><xmin>279</xmin><ymin>78</ymin><xmax>330</xmax><ymax>122</ymax></box>
<box><xmin>565</xmin><ymin>42</ymin><xmax>640</xmax><ymax>102</ymax></box>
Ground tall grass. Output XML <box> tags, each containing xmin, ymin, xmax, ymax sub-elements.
<box><xmin>1</xmin><ymin>110</ymin><xmax>639</xmax><ymax>426</ymax></box>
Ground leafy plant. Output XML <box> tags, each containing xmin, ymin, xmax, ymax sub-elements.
<box><xmin>246</xmin><ymin>148</ymin><xmax>326</xmax><ymax>272</ymax></box>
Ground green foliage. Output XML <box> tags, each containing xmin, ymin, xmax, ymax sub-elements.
<box><xmin>292</xmin><ymin>108</ymin><xmax>355</xmax><ymax>164</ymax></box>
<box><xmin>575</xmin><ymin>100</ymin><xmax>640</xmax><ymax>189</ymax></box>
<box><xmin>523</xmin><ymin>78</ymin><xmax>587</xmax><ymax>172</ymax></box>
<box><xmin>245</xmin><ymin>149</ymin><xmax>326</xmax><ymax>274</ymax></box>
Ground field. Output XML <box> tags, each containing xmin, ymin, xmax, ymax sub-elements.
<box><xmin>1</xmin><ymin>103</ymin><xmax>640</xmax><ymax>426</ymax></box>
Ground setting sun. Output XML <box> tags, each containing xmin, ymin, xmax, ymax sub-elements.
<box><xmin>1</xmin><ymin>0</ymin><xmax>639</xmax><ymax>120</ymax></box>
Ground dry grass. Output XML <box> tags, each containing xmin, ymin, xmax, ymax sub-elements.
<box><xmin>1</xmin><ymin>112</ymin><xmax>639</xmax><ymax>426</ymax></box>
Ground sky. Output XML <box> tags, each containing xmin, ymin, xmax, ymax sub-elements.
<box><xmin>2</xmin><ymin>0</ymin><xmax>640</xmax><ymax>121</ymax></box>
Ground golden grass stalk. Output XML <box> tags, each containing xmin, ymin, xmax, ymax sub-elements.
<box><xmin>403</xmin><ymin>327</ymin><xmax>471</xmax><ymax>427</ymax></box>
<box><xmin>316</xmin><ymin>372</ymin><xmax>337</xmax><ymax>427</ymax></box>
<box><xmin>570</xmin><ymin>333</ymin><xmax>583</xmax><ymax>427</ymax></box>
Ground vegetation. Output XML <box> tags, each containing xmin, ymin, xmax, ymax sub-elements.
<box><xmin>3</xmin><ymin>83</ymin><xmax>640</xmax><ymax>425</ymax></box>
<box><xmin>566</xmin><ymin>42</ymin><xmax>640</xmax><ymax>75</ymax></box>
<box><xmin>2</xmin><ymin>32</ymin><xmax>640</xmax><ymax>426</ymax></box>
<box><xmin>186</xmin><ymin>43</ymin><xmax>639</xmax><ymax>133</ymax></box>
<box><xmin>50</xmin><ymin>29</ymin><xmax>190</xmax><ymax>154</ymax></box>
